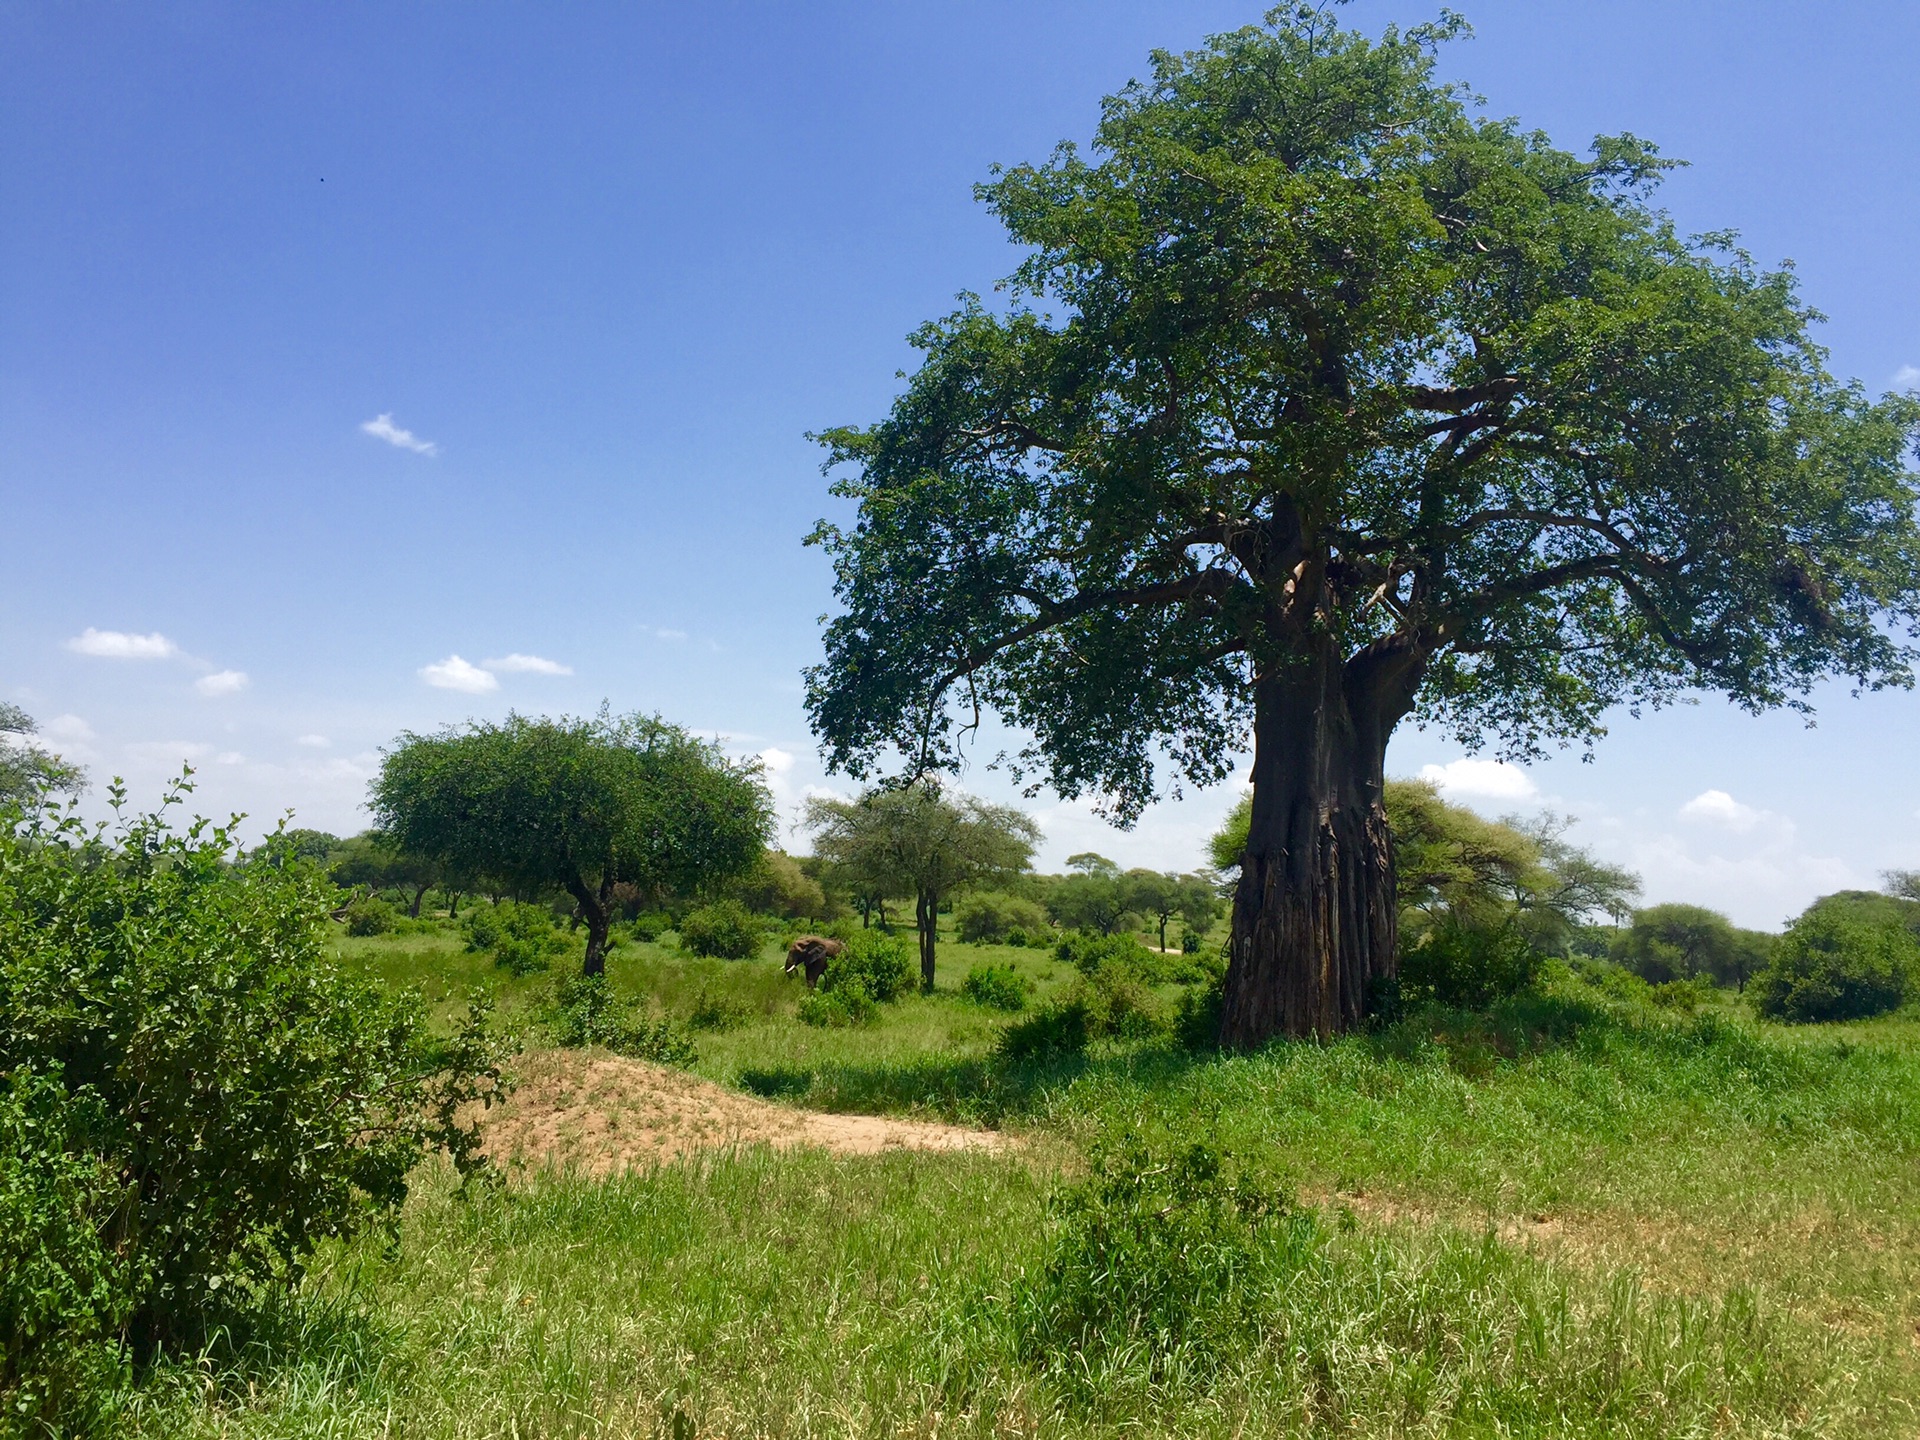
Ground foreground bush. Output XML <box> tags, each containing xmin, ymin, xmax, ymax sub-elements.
<box><xmin>1399</xmin><ymin>915</ymin><xmax>1542</xmax><ymax>1008</ymax></box>
<box><xmin>549</xmin><ymin>974</ymin><xmax>697</xmax><ymax>1064</ymax></box>
<box><xmin>0</xmin><ymin>790</ymin><xmax>505</xmax><ymax>1420</ymax></box>
<box><xmin>1751</xmin><ymin>907</ymin><xmax>1914</xmax><ymax>1023</ymax></box>
<box><xmin>678</xmin><ymin>899</ymin><xmax>763</xmax><ymax>959</ymax></box>
<box><xmin>962</xmin><ymin>963</ymin><xmax>1031</xmax><ymax>1011</ymax></box>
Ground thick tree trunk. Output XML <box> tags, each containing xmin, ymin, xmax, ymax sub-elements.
<box><xmin>916</xmin><ymin>888</ymin><xmax>938</xmax><ymax>992</ymax></box>
<box><xmin>1218</xmin><ymin>638</ymin><xmax>1422</xmax><ymax>1046</ymax></box>
<box><xmin>567</xmin><ymin>876</ymin><xmax>615</xmax><ymax>977</ymax></box>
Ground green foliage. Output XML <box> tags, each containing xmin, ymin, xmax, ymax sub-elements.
<box><xmin>1400</xmin><ymin>916</ymin><xmax>1543</xmax><ymax>1009</ymax></box>
<box><xmin>628</xmin><ymin>910</ymin><xmax>673</xmax><ymax>943</ymax></box>
<box><xmin>373</xmin><ymin>710</ymin><xmax>771</xmax><ymax>972</ymax></box>
<box><xmin>686</xmin><ymin>987</ymin><xmax>751</xmax><ymax>1032</ymax></box>
<box><xmin>462</xmin><ymin>900</ymin><xmax>570</xmax><ymax>976</ymax></box>
<box><xmin>821</xmin><ymin>928</ymin><xmax>915</xmax><ymax>1004</ymax></box>
<box><xmin>953</xmin><ymin>890</ymin><xmax>1049</xmax><ymax>945</ymax></box>
<box><xmin>797</xmin><ymin>983</ymin><xmax>877</xmax><ymax>1029</ymax></box>
<box><xmin>1054</xmin><ymin>928</ymin><xmax>1152</xmax><ymax>974</ymax></box>
<box><xmin>732</xmin><ymin>850</ymin><xmax>827</xmax><ymax>920</ymax></box>
<box><xmin>0</xmin><ymin>790</ymin><xmax>506</xmax><ymax>1374</ymax></box>
<box><xmin>1615</xmin><ymin>903</ymin><xmax>1755</xmax><ymax>986</ymax></box>
<box><xmin>677</xmin><ymin>899</ymin><xmax>764</xmax><ymax>960</ymax></box>
<box><xmin>961</xmin><ymin>963</ymin><xmax>1031</xmax><ymax>1011</ymax></box>
<box><xmin>550</xmin><ymin>975</ymin><xmax>698</xmax><ymax>1064</ymax></box>
<box><xmin>1751</xmin><ymin>906</ymin><xmax>1915</xmax><ymax>1023</ymax></box>
<box><xmin>995</xmin><ymin>996</ymin><xmax>1091</xmax><ymax>1062</ymax></box>
<box><xmin>0</xmin><ymin>703</ymin><xmax>86</xmax><ymax>806</ymax></box>
<box><xmin>343</xmin><ymin>893</ymin><xmax>399</xmax><ymax>936</ymax></box>
<box><xmin>1045</xmin><ymin>871</ymin><xmax>1135</xmax><ymax>935</ymax></box>
<box><xmin>1015</xmin><ymin>1135</ymin><xmax>1294</xmax><ymax>1391</ymax></box>
<box><xmin>0</xmin><ymin>1070</ymin><xmax>127</xmax><ymax>1431</ymax></box>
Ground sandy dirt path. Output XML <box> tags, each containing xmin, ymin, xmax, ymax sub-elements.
<box><xmin>479</xmin><ymin>1048</ymin><xmax>1010</xmax><ymax>1175</ymax></box>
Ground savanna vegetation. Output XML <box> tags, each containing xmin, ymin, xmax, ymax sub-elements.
<box><xmin>8</xmin><ymin>7</ymin><xmax>1920</xmax><ymax>1438</ymax></box>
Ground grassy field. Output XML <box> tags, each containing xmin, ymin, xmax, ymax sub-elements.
<box><xmin>120</xmin><ymin>921</ymin><xmax>1920</xmax><ymax>1437</ymax></box>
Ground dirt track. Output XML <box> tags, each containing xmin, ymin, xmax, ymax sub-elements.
<box><xmin>479</xmin><ymin>1048</ymin><xmax>1010</xmax><ymax>1175</ymax></box>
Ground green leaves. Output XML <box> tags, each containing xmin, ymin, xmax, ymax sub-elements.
<box><xmin>807</xmin><ymin>8</ymin><xmax>1920</xmax><ymax>810</ymax></box>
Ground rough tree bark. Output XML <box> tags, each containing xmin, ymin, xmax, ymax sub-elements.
<box><xmin>915</xmin><ymin>888</ymin><xmax>939</xmax><ymax>993</ymax></box>
<box><xmin>565</xmin><ymin>875</ymin><xmax>616</xmax><ymax>977</ymax></box>
<box><xmin>1218</xmin><ymin>635</ymin><xmax>1425</xmax><ymax>1045</ymax></box>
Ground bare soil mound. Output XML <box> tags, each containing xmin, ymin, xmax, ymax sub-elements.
<box><xmin>480</xmin><ymin>1048</ymin><xmax>1010</xmax><ymax>1175</ymax></box>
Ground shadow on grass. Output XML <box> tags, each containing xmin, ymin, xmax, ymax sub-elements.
<box><xmin>739</xmin><ymin>980</ymin><xmax>1813</xmax><ymax>1126</ymax></box>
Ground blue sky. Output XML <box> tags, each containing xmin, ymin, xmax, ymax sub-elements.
<box><xmin>3</xmin><ymin>1</ymin><xmax>1916</xmax><ymax>927</ymax></box>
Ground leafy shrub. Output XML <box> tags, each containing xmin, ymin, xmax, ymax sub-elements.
<box><xmin>0</xmin><ymin>1070</ymin><xmax>128</xmax><ymax>1431</ymax></box>
<box><xmin>821</xmin><ymin>928</ymin><xmax>915</xmax><ymax>1003</ymax></box>
<box><xmin>1175</xmin><ymin>975</ymin><xmax>1224</xmax><ymax>1051</ymax></box>
<box><xmin>678</xmin><ymin>899</ymin><xmax>763</xmax><ymax>959</ymax></box>
<box><xmin>628</xmin><ymin>910</ymin><xmax>674</xmax><ymax>944</ymax></box>
<box><xmin>464</xmin><ymin>900</ymin><xmax>571</xmax><ymax>975</ymax></box>
<box><xmin>550</xmin><ymin>975</ymin><xmax>698</xmax><ymax>1064</ymax></box>
<box><xmin>996</xmin><ymin>997</ymin><xmax>1092</xmax><ymax>1061</ymax></box>
<box><xmin>963</xmin><ymin>963</ymin><xmax>1031</xmax><ymax>1011</ymax></box>
<box><xmin>687</xmin><ymin>986</ymin><xmax>751</xmax><ymax>1032</ymax></box>
<box><xmin>1180</xmin><ymin>929</ymin><xmax>1204</xmax><ymax>954</ymax></box>
<box><xmin>1005</xmin><ymin>926</ymin><xmax>1035</xmax><ymax>948</ymax></box>
<box><xmin>1399</xmin><ymin>916</ymin><xmax>1542</xmax><ymax>1008</ymax></box>
<box><xmin>342</xmin><ymin>893</ymin><xmax>398</xmax><ymax>936</ymax></box>
<box><xmin>1014</xmin><ymin>1134</ymin><xmax>1297</xmax><ymax>1389</ymax></box>
<box><xmin>798</xmin><ymin>980</ymin><xmax>878</xmax><ymax>1028</ymax></box>
<box><xmin>955</xmin><ymin>891</ymin><xmax>1050</xmax><ymax>945</ymax></box>
<box><xmin>1751</xmin><ymin>907</ymin><xmax>1915</xmax><ymax>1023</ymax></box>
<box><xmin>0</xmin><ymin>795</ymin><xmax>505</xmax><ymax>1390</ymax></box>
<box><xmin>1056</xmin><ymin>929</ymin><xmax>1154</xmax><ymax>974</ymax></box>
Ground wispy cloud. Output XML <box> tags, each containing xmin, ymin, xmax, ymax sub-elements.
<box><xmin>1893</xmin><ymin>364</ymin><xmax>1920</xmax><ymax>389</ymax></box>
<box><xmin>360</xmin><ymin>413</ymin><xmax>438</xmax><ymax>456</ymax></box>
<box><xmin>296</xmin><ymin>734</ymin><xmax>331</xmax><ymax>749</ymax></box>
<box><xmin>194</xmin><ymin>669</ymin><xmax>250</xmax><ymax>697</ymax></box>
<box><xmin>44</xmin><ymin>714</ymin><xmax>94</xmax><ymax>742</ymax></box>
<box><xmin>483</xmin><ymin>653</ymin><xmax>573</xmax><ymax>676</ymax></box>
<box><xmin>419</xmin><ymin>655</ymin><xmax>498</xmax><ymax>693</ymax></box>
<box><xmin>650</xmin><ymin>627</ymin><xmax>688</xmax><ymax>642</ymax></box>
<box><xmin>66</xmin><ymin>628</ymin><xmax>179</xmax><ymax>660</ymax></box>
<box><xmin>1418</xmin><ymin>757</ymin><xmax>1540</xmax><ymax>802</ymax></box>
<box><xmin>125</xmin><ymin>739</ymin><xmax>214</xmax><ymax>765</ymax></box>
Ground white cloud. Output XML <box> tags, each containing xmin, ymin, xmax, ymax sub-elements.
<box><xmin>419</xmin><ymin>655</ymin><xmax>498</xmax><ymax>693</ymax></box>
<box><xmin>66</xmin><ymin>628</ymin><xmax>179</xmax><ymax>660</ymax></box>
<box><xmin>360</xmin><ymin>413</ymin><xmax>438</xmax><ymax>456</ymax></box>
<box><xmin>43</xmin><ymin>714</ymin><xmax>94</xmax><ymax>742</ymax></box>
<box><xmin>1419</xmin><ymin>757</ymin><xmax>1540</xmax><ymax>802</ymax></box>
<box><xmin>296</xmin><ymin>734</ymin><xmax>331</xmax><ymax>748</ymax></box>
<box><xmin>758</xmin><ymin>747</ymin><xmax>795</xmax><ymax>774</ymax></box>
<box><xmin>1893</xmin><ymin>364</ymin><xmax>1920</xmax><ymax>389</ymax></box>
<box><xmin>483</xmin><ymin>653</ymin><xmax>573</xmax><ymax>675</ymax></box>
<box><xmin>216</xmin><ymin>751</ymin><xmax>245</xmax><ymax>766</ymax></box>
<box><xmin>1678</xmin><ymin>788</ymin><xmax>1766</xmax><ymax>833</ymax></box>
<box><xmin>194</xmin><ymin>669</ymin><xmax>250</xmax><ymax>697</ymax></box>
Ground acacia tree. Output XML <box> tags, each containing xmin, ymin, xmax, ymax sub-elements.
<box><xmin>805</xmin><ymin>786</ymin><xmax>1038</xmax><ymax>990</ymax></box>
<box><xmin>372</xmin><ymin>711</ymin><xmax>771</xmax><ymax>974</ymax></box>
<box><xmin>804</xmin><ymin>11</ymin><xmax>1920</xmax><ymax>1044</ymax></box>
<box><xmin>0</xmin><ymin>703</ymin><xmax>86</xmax><ymax>807</ymax></box>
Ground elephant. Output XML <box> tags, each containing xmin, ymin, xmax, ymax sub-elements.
<box><xmin>784</xmin><ymin>935</ymin><xmax>845</xmax><ymax>989</ymax></box>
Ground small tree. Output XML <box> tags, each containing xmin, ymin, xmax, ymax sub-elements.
<box><xmin>1049</xmin><ymin>870</ymin><xmax>1136</xmax><ymax>935</ymax></box>
<box><xmin>1613</xmin><ymin>904</ymin><xmax>1738</xmax><ymax>984</ymax></box>
<box><xmin>805</xmin><ymin>786</ymin><xmax>1038</xmax><ymax>990</ymax></box>
<box><xmin>0</xmin><ymin>703</ymin><xmax>85</xmax><ymax>807</ymax></box>
<box><xmin>329</xmin><ymin>831</ymin><xmax>444</xmax><ymax>918</ymax></box>
<box><xmin>372</xmin><ymin>711</ymin><xmax>772</xmax><ymax>974</ymax></box>
<box><xmin>1122</xmin><ymin>870</ymin><xmax>1218</xmax><ymax>951</ymax></box>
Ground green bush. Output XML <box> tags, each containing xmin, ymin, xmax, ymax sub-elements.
<box><xmin>996</xmin><ymin>997</ymin><xmax>1092</xmax><ymax>1061</ymax></box>
<box><xmin>798</xmin><ymin>980</ymin><xmax>878</xmax><ymax>1028</ymax></box>
<box><xmin>1180</xmin><ymin>929</ymin><xmax>1204</xmax><ymax>954</ymax></box>
<box><xmin>955</xmin><ymin>891</ymin><xmax>1051</xmax><ymax>945</ymax></box>
<box><xmin>0</xmin><ymin>795</ymin><xmax>504</xmax><ymax>1402</ymax></box>
<box><xmin>342</xmin><ymin>893</ymin><xmax>398</xmax><ymax>936</ymax></box>
<box><xmin>1014</xmin><ymin>1135</ymin><xmax>1297</xmax><ymax>1389</ymax></box>
<box><xmin>550</xmin><ymin>975</ymin><xmax>698</xmax><ymax>1064</ymax></box>
<box><xmin>1751</xmin><ymin>907</ymin><xmax>1915</xmax><ymax>1023</ymax></box>
<box><xmin>463</xmin><ymin>900</ymin><xmax>571</xmax><ymax>975</ymax></box>
<box><xmin>0</xmin><ymin>1070</ymin><xmax>128</xmax><ymax>1432</ymax></box>
<box><xmin>1400</xmin><ymin>916</ymin><xmax>1542</xmax><ymax>1008</ymax></box>
<box><xmin>962</xmin><ymin>963</ymin><xmax>1031</xmax><ymax>1011</ymax></box>
<box><xmin>1056</xmin><ymin>929</ymin><xmax>1154</xmax><ymax>974</ymax></box>
<box><xmin>629</xmin><ymin>910</ymin><xmax>673</xmax><ymax>944</ymax></box>
<box><xmin>686</xmin><ymin>986</ymin><xmax>751</xmax><ymax>1032</ymax></box>
<box><xmin>678</xmin><ymin>900</ymin><xmax>763</xmax><ymax>959</ymax></box>
<box><xmin>821</xmin><ymin>928</ymin><xmax>915</xmax><ymax>1003</ymax></box>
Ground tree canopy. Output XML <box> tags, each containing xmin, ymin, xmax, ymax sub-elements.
<box><xmin>371</xmin><ymin>711</ymin><xmax>772</xmax><ymax>974</ymax></box>
<box><xmin>0</xmin><ymin>703</ymin><xmax>86</xmax><ymax>808</ymax></box>
<box><xmin>805</xmin><ymin>7</ymin><xmax>1920</xmax><ymax>1042</ymax></box>
<box><xmin>805</xmin><ymin>786</ymin><xmax>1038</xmax><ymax>990</ymax></box>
